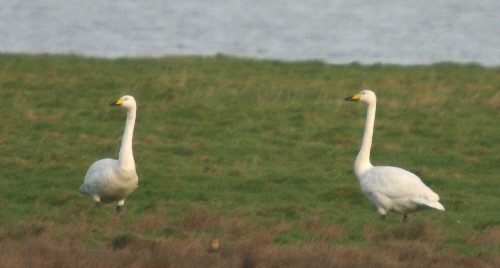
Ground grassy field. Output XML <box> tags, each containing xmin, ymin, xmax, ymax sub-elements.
<box><xmin>0</xmin><ymin>54</ymin><xmax>498</xmax><ymax>267</ymax></box>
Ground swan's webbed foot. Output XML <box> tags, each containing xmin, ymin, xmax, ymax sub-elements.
<box><xmin>402</xmin><ymin>214</ymin><xmax>408</xmax><ymax>223</ymax></box>
<box><xmin>116</xmin><ymin>205</ymin><xmax>123</xmax><ymax>213</ymax></box>
<box><xmin>379</xmin><ymin>214</ymin><xmax>386</xmax><ymax>221</ymax></box>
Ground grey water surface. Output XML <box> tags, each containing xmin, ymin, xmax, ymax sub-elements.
<box><xmin>1</xmin><ymin>0</ymin><xmax>498</xmax><ymax>66</ymax></box>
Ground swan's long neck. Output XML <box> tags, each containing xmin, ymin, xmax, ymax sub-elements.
<box><xmin>355</xmin><ymin>101</ymin><xmax>375</xmax><ymax>176</ymax></box>
<box><xmin>118</xmin><ymin>107</ymin><xmax>136</xmax><ymax>170</ymax></box>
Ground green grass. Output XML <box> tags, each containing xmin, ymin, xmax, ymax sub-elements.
<box><xmin>0</xmin><ymin>54</ymin><xmax>498</xmax><ymax>266</ymax></box>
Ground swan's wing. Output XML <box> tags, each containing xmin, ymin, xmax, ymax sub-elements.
<box><xmin>80</xmin><ymin>158</ymin><xmax>119</xmax><ymax>195</ymax></box>
<box><xmin>361</xmin><ymin>166</ymin><xmax>440</xmax><ymax>202</ymax></box>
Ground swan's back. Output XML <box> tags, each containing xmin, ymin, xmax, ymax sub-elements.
<box><xmin>360</xmin><ymin>166</ymin><xmax>439</xmax><ymax>201</ymax></box>
<box><xmin>358</xmin><ymin>166</ymin><xmax>444</xmax><ymax>214</ymax></box>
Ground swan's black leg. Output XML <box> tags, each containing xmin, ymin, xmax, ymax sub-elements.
<box><xmin>116</xmin><ymin>205</ymin><xmax>123</xmax><ymax>213</ymax></box>
<box><xmin>379</xmin><ymin>214</ymin><xmax>386</xmax><ymax>221</ymax></box>
<box><xmin>95</xmin><ymin>202</ymin><xmax>101</xmax><ymax>208</ymax></box>
<box><xmin>402</xmin><ymin>214</ymin><xmax>408</xmax><ymax>223</ymax></box>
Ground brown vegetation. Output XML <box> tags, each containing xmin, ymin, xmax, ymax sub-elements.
<box><xmin>0</xmin><ymin>213</ymin><xmax>498</xmax><ymax>268</ymax></box>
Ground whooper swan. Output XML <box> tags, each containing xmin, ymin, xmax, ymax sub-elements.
<box><xmin>345</xmin><ymin>90</ymin><xmax>444</xmax><ymax>222</ymax></box>
<box><xmin>79</xmin><ymin>95</ymin><xmax>138</xmax><ymax>213</ymax></box>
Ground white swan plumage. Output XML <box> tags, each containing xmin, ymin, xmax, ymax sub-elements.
<box><xmin>79</xmin><ymin>95</ymin><xmax>138</xmax><ymax>212</ymax></box>
<box><xmin>345</xmin><ymin>90</ymin><xmax>444</xmax><ymax>222</ymax></box>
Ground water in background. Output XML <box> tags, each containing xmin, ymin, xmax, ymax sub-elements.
<box><xmin>1</xmin><ymin>0</ymin><xmax>498</xmax><ymax>66</ymax></box>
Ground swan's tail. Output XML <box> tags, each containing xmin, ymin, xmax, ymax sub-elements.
<box><xmin>79</xmin><ymin>185</ymin><xmax>90</xmax><ymax>195</ymax></box>
<box><xmin>426</xmin><ymin>201</ymin><xmax>445</xmax><ymax>211</ymax></box>
<box><xmin>411</xmin><ymin>197</ymin><xmax>445</xmax><ymax>211</ymax></box>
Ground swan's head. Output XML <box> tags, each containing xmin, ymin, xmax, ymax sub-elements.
<box><xmin>345</xmin><ymin>90</ymin><xmax>376</xmax><ymax>104</ymax></box>
<box><xmin>111</xmin><ymin>95</ymin><xmax>136</xmax><ymax>109</ymax></box>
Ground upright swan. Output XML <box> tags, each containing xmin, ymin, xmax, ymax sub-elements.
<box><xmin>345</xmin><ymin>90</ymin><xmax>444</xmax><ymax>222</ymax></box>
<box><xmin>79</xmin><ymin>95</ymin><xmax>138</xmax><ymax>212</ymax></box>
